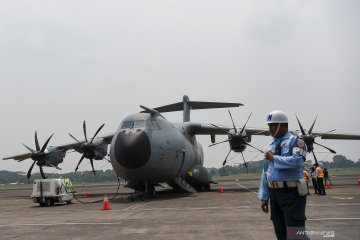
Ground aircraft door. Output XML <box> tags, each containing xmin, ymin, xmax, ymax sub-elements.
<box><xmin>165</xmin><ymin>140</ymin><xmax>185</xmax><ymax>177</ymax></box>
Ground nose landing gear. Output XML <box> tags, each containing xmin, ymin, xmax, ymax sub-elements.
<box><xmin>126</xmin><ymin>182</ymin><xmax>156</xmax><ymax>201</ymax></box>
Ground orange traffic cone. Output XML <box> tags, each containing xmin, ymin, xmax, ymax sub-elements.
<box><xmin>102</xmin><ymin>194</ymin><xmax>110</xmax><ymax>210</ymax></box>
<box><xmin>219</xmin><ymin>184</ymin><xmax>224</xmax><ymax>193</ymax></box>
<box><xmin>326</xmin><ymin>182</ymin><xmax>332</xmax><ymax>189</ymax></box>
<box><xmin>84</xmin><ymin>189</ymin><xmax>88</xmax><ymax>198</ymax></box>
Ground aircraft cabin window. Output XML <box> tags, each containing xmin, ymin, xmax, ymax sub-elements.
<box><xmin>120</xmin><ymin>121</ymin><xmax>134</xmax><ymax>129</ymax></box>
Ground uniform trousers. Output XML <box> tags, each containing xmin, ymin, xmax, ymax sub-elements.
<box><xmin>270</xmin><ymin>187</ymin><xmax>308</xmax><ymax>240</ymax></box>
<box><xmin>317</xmin><ymin>177</ymin><xmax>326</xmax><ymax>195</ymax></box>
<box><xmin>311</xmin><ymin>177</ymin><xmax>318</xmax><ymax>194</ymax></box>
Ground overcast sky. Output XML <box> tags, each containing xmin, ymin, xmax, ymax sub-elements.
<box><xmin>0</xmin><ymin>0</ymin><xmax>359</xmax><ymax>175</ymax></box>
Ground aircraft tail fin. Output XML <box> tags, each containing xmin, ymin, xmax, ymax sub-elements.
<box><xmin>153</xmin><ymin>95</ymin><xmax>243</xmax><ymax>122</ymax></box>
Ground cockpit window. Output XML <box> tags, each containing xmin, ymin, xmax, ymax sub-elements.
<box><xmin>120</xmin><ymin>121</ymin><xmax>134</xmax><ymax>129</ymax></box>
<box><xmin>133</xmin><ymin>120</ymin><xmax>145</xmax><ymax>128</ymax></box>
<box><xmin>120</xmin><ymin>120</ymin><xmax>146</xmax><ymax>129</ymax></box>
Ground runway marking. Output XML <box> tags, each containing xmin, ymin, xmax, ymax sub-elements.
<box><xmin>307</xmin><ymin>203</ymin><xmax>360</xmax><ymax>207</ymax></box>
<box><xmin>236</xmin><ymin>183</ymin><xmax>258</xmax><ymax>195</ymax></box>
<box><xmin>0</xmin><ymin>222</ymin><xmax>125</xmax><ymax>227</ymax></box>
<box><xmin>139</xmin><ymin>206</ymin><xmax>255</xmax><ymax>211</ymax></box>
<box><xmin>308</xmin><ymin>217</ymin><xmax>360</xmax><ymax>221</ymax></box>
<box><xmin>122</xmin><ymin>202</ymin><xmax>153</xmax><ymax>210</ymax></box>
<box><xmin>331</xmin><ymin>196</ymin><xmax>354</xmax><ymax>200</ymax></box>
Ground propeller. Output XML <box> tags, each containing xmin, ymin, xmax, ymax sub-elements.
<box><xmin>295</xmin><ymin>114</ymin><xmax>336</xmax><ymax>165</ymax></box>
<box><xmin>240</xmin><ymin>152</ymin><xmax>249</xmax><ymax>174</ymax></box>
<box><xmin>210</xmin><ymin>110</ymin><xmax>263</xmax><ymax>166</ymax></box>
<box><xmin>68</xmin><ymin>120</ymin><xmax>105</xmax><ymax>174</ymax></box>
<box><xmin>22</xmin><ymin>131</ymin><xmax>54</xmax><ymax>180</ymax></box>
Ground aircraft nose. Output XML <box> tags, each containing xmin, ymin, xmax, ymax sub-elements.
<box><xmin>113</xmin><ymin>131</ymin><xmax>151</xmax><ymax>169</ymax></box>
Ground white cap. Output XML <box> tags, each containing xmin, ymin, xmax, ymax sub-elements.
<box><xmin>266</xmin><ymin>110</ymin><xmax>288</xmax><ymax>124</ymax></box>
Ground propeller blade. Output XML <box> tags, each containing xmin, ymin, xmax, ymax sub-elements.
<box><xmin>68</xmin><ymin>133</ymin><xmax>81</xmax><ymax>143</ymax></box>
<box><xmin>308</xmin><ymin>115</ymin><xmax>318</xmax><ymax>134</ymax></box>
<box><xmin>314</xmin><ymin>142</ymin><xmax>336</xmax><ymax>154</ymax></box>
<box><xmin>40</xmin><ymin>133</ymin><xmax>54</xmax><ymax>153</ymax></box>
<box><xmin>90</xmin><ymin>158</ymin><xmax>96</xmax><ymax>175</ymax></box>
<box><xmin>314</xmin><ymin>129</ymin><xmax>336</xmax><ymax>138</ymax></box>
<box><xmin>240</xmin><ymin>112</ymin><xmax>252</xmax><ymax>135</ymax></box>
<box><xmin>83</xmin><ymin>120</ymin><xmax>88</xmax><ymax>142</ymax></box>
<box><xmin>295</xmin><ymin>114</ymin><xmax>306</xmax><ymax>135</ymax></box>
<box><xmin>210</xmin><ymin>124</ymin><xmax>231</xmax><ymax>135</ymax></box>
<box><xmin>90</xmin><ymin>123</ymin><xmax>105</xmax><ymax>143</ymax></box>
<box><xmin>223</xmin><ymin>149</ymin><xmax>232</xmax><ymax>166</ymax></box>
<box><xmin>22</xmin><ymin>143</ymin><xmax>35</xmax><ymax>153</ymax></box>
<box><xmin>35</xmin><ymin>131</ymin><xmax>40</xmax><ymax>151</ymax></box>
<box><xmin>208</xmin><ymin>139</ymin><xmax>230</xmax><ymax>147</ymax></box>
<box><xmin>75</xmin><ymin>154</ymin><xmax>86</xmax><ymax>172</ymax></box>
<box><xmin>240</xmin><ymin>152</ymin><xmax>249</xmax><ymax>175</ymax></box>
<box><xmin>311</xmin><ymin>150</ymin><xmax>319</xmax><ymax>165</ymax></box>
<box><xmin>27</xmin><ymin>161</ymin><xmax>36</xmax><ymax>179</ymax></box>
<box><xmin>228</xmin><ymin>110</ymin><xmax>237</xmax><ymax>133</ymax></box>
<box><xmin>39</xmin><ymin>165</ymin><xmax>46</xmax><ymax>179</ymax></box>
<box><xmin>245</xmin><ymin>142</ymin><xmax>264</xmax><ymax>153</ymax></box>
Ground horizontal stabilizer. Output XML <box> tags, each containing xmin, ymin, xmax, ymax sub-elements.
<box><xmin>154</xmin><ymin>101</ymin><xmax>242</xmax><ymax>113</ymax></box>
<box><xmin>147</xmin><ymin>95</ymin><xmax>243</xmax><ymax>122</ymax></box>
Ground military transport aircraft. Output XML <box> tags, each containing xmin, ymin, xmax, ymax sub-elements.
<box><xmin>3</xmin><ymin>95</ymin><xmax>360</xmax><ymax>197</ymax></box>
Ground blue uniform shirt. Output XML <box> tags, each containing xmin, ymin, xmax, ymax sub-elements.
<box><xmin>257</xmin><ymin>131</ymin><xmax>307</xmax><ymax>201</ymax></box>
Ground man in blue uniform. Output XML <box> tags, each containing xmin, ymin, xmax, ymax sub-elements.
<box><xmin>258</xmin><ymin>110</ymin><xmax>309</xmax><ymax>240</ymax></box>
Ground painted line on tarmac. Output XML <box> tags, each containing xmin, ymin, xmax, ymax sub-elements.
<box><xmin>123</xmin><ymin>202</ymin><xmax>153</xmax><ymax>210</ymax></box>
<box><xmin>139</xmin><ymin>206</ymin><xmax>256</xmax><ymax>211</ymax></box>
<box><xmin>308</xmin><ymin>217</ymin><xmax>360</xmax><ymax>221</ymax></box>
<box><xmin>0</xmin><ymin>222</ymin><xmax>125</xmax><ymax>227</ymax></box>
<box><xmin>307</xmin><ymin>203</ymin><xmax>360</xmax><ymax>207</ymax></box>
<box><xmin>331</xmin><ymin>196</ymin><xmax>354</xmax><ymax>200</ymax></box>
<box><xmin>236</xmin><ymin>183</ymin><xmax>258</xmax><ymax>195</ymax></box>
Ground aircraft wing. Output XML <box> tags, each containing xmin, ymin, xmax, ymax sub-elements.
<box><xmin>314</xmin><ymin>132</ymin><xmax>360</xmax><ymax>140</ymax></box>
<box><xmin>187</xmin><ymin>123</ymin><xmax>360</xmax><ymax>140</ymax></box>
<box><xmin>3</xmin><ymin>153</ymin><xmax>32</xmax><ymax>161</ymax></box>
<box><xmin>187</xmin><ymin>123</ymin><xmax>269</xmax><ymax>136</ymax></box>
<box><xmin>2</xmin><ymin>142</ymin><xmax>80</xmax><ymax>162</ymax></box>
<box><xmin>99</xmin><ymin>133</ymin><xmax>115</xmax><ymax>144</ymax></box>
<box><xmin>2</xmin><ymin>133</ymin><xmax>115</xmax><ymax>161</ymax></box>
<box><xmin>47</xmin><ymin>132</ymin><xmax>115</xmax><ymax>152</ymax></box>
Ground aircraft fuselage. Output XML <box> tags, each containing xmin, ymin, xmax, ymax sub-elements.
<box><xmin>109</xmin><ymin>113</ymin><xmax>204</xmax><ymax>183</ymax></box>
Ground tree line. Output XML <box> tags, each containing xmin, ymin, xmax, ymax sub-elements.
<box><xmin>0</xmin><ymin>155</ymin><xmax>359</xmax><ymax>184</ymax></box>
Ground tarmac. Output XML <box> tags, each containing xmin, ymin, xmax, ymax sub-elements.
<box><xmin>0</xmin><ymin>175</ymin><xmax>359</xmax><ymax>240</ymax></box>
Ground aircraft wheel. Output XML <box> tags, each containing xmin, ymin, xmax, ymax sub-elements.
<box><xmin>44</xmin><ymin>198</ymin><xmax>50</xmax><ymax>207</ymax></box>
<box><xmin>39</xmin><ymin>198</ymin><xmax>50</xmax><ymax>207</ymax></box>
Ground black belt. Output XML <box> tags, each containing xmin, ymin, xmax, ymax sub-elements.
<box><xmin>268</xmin><ymin>181</ymin><xmax>297</xmax><ymax>189</ymax></box>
